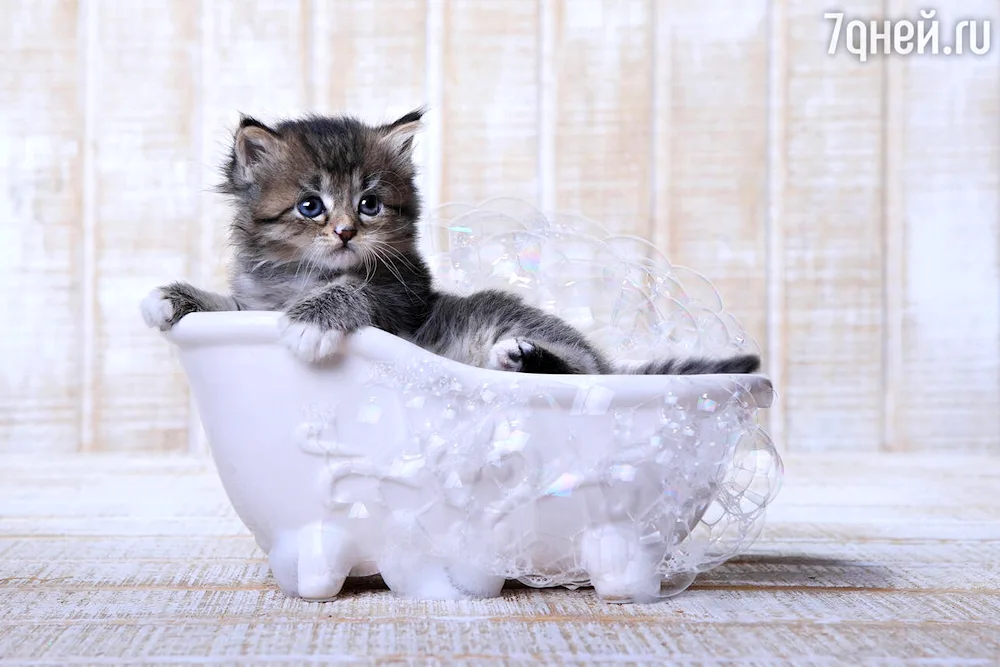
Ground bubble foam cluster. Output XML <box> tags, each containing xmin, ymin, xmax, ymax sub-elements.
<box><xmin>296</xmin><ymin>199</ymin><xmax>781</xmax><ymax>602</ymax></box>
<box><xmin>421</xmin><ymin>198</ymin><xmax>761</xmax><ymax>362</ymax></box>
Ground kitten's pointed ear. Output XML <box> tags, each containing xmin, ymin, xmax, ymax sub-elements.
<box><xmin>233</xmin><ymin>115</ymin><xmax>280</xmax><ymax>182</ymax></box>
<box><xmin>381</xmin><ymin>107</ymin><xmax>425</xmax><ymax>158</ymax></box>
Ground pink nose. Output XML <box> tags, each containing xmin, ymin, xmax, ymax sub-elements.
<box><xmin>335</xmin><ymin>226</ymin><xmax>356</xmax><ymax>243</ymax></box>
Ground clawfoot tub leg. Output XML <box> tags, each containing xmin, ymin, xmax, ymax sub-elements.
<box><xmin>267</xmin><ymin>522</ymin><xmax>356</xmax><ymax>600</ymax></box>
<box><xmin>580</xmin><ymin>524</ymin><xmax>663</xmax><ymax>603</ymax></box>
<box><xmin>378</xmin><ymin>554</ymin><xmax>505</xmax><ymax>600</ymax></box>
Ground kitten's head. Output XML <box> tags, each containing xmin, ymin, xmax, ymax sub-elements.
<box><xmin>220</xmin><ymin>109</ymin><xmax>424</xmax><ymax>273</ymax></box>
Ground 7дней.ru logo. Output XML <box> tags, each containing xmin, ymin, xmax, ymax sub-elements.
<box><xmin>826</xmin><ymin>10</ymin><xmax>991</xmax><ymax>61</ymax></box>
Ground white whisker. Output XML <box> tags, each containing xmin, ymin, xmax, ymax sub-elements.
<box><xmin>368</xmin><ymin>241</ymin><xmax>425</xmax><ymax>304</ymax></box>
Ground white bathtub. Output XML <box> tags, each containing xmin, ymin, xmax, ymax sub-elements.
<box><xmin>164</xmin><ymin>309</ymin><xmax>780</xmax><ymax>603</ymax></box>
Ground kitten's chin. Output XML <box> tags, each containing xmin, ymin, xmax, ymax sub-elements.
<box><xmin>316</xmin><ymin>246</ymin><xmax>363</xmax><ymax>272</ymax></box>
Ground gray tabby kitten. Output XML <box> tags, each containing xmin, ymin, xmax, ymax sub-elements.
<box><xmin>141</xmin><ymin>110</ymin><xmax>759</xmax><ymax>376</ymax></box>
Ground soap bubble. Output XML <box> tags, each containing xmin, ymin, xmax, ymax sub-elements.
<box><xmin>424</xmin><ymin>203</ymin><xmax>759</xmax><ymax>360</ymax></box>
<box><xmin>476</xmin><ymin>231</ymin><xmax>545</xmax><ymax>295</ymax></box>
<box><xmin>668</xmin><ymin>265</ymin><xmax>725</xmax><ymax>313</ymax></box>
<box><xmin>605</xmin><ymin>234</ymin><xmax>672</xmax><ymax>271</ymax></box>
<box><xmin>478</xmin><ymin>196</ymin><xmax>549</xmax><ymax>228</ymax></box>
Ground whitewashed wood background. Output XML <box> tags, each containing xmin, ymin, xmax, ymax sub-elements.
<box><xmin>1</xmin><ymin>0</ymin><xmax>997</xmax><ymax>455</ymax></box>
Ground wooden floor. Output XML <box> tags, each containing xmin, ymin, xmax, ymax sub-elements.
<box><xmin>1</xmin><ymin>453</ymin><xmax>998</xmax><ymax>666</ymax></box>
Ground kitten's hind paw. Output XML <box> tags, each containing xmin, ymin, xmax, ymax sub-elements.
<box><xmin>487</xmin><ymin>338</ymin><xmax>533</xmax><ymax>372</ymax></box>
<box><xmin>278</xmin><ymin>316</ymin><xmax>346</xmax><ymax>364</ymax></box>
<box><xmin>141</xmin><ymin>288</ymin><xmax>176</xmax><ymax>331</ymax></box>
<box><xmin>488</xmin><ymin>337</ymin><xmax>578</xmax><ymax>374</ymax></box>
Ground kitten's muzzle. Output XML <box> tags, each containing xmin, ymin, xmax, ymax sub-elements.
<box><xmin>334</xmin><ymin>224</ymin><xmax>357</xmax><ymax>244</ymax></box>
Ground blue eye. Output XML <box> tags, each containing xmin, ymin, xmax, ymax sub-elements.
<box><xmin>297</xmin><ymin>196</ymin><xmax>325</xmax><ymax>218</ymax></box>
<box><xmin>358</xmin><ymin>194</ymin><xmax>382</xmax><ymax>217</ymax></box>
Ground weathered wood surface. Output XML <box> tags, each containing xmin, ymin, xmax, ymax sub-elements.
<box><xmin>1</xmin><ymin>453</ymin><xmax>998</xmax><ymax>665</ymax></box>
<box><xmin>83</xmin><ymin>1</ymin><xmax>201</xmax><ymax>454</ymax></box>
<box><xmin>0</xmin><ymin>0</ymin><xmax>83</xmax><ymax>454</ymax></box>
<box><xmin>886</xmin><ymin>1</ymin><xmax>1000</xmax><ymax>453</ymax></box>
<box><xmin>781</xmin><ymin>0</ymin><xmax>886</xmax><ymax>454</ymax></box>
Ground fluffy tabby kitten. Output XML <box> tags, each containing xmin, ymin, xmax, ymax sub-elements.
<box><xmin>141</xmin><ymin>110</ymin><xmax>759</xmax><ymax>376</ymax></box>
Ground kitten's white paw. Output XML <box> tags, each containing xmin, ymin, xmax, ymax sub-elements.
<box><xmin>488</xmin><ymin>338</ymin><xmax>533</xmax><ymax>372</ymax></box>
<box><xmin>279</xmin><ymin>316</ymin><xmax>345</xmax><ymax>363</ymax></box>
<box><xmin>141</xmin><ymin>288</ymin><xmax>175</xmax><ymax>331</ymax></box>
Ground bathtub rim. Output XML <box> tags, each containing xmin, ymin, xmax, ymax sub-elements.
<box><xmin>163</xmin><ymin>310</ymin><xmax>774</xmax><ymax>408</ymax></box>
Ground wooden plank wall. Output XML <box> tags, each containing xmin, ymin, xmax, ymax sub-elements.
<box><xmin>0</xmin><ymin>0</ymin><xmax>996</xmax><ymax>454</ymax></box>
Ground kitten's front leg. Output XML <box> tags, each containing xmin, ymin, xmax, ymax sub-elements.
<box><xmin>279</xmin><ymin>279</ymin><xmax>373</xmax><ymax>363</ymax></box>
<box><xmin>141</xmin><ymin>281</ymin><xmax>241</xmax><ymax>331</ymax></box>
